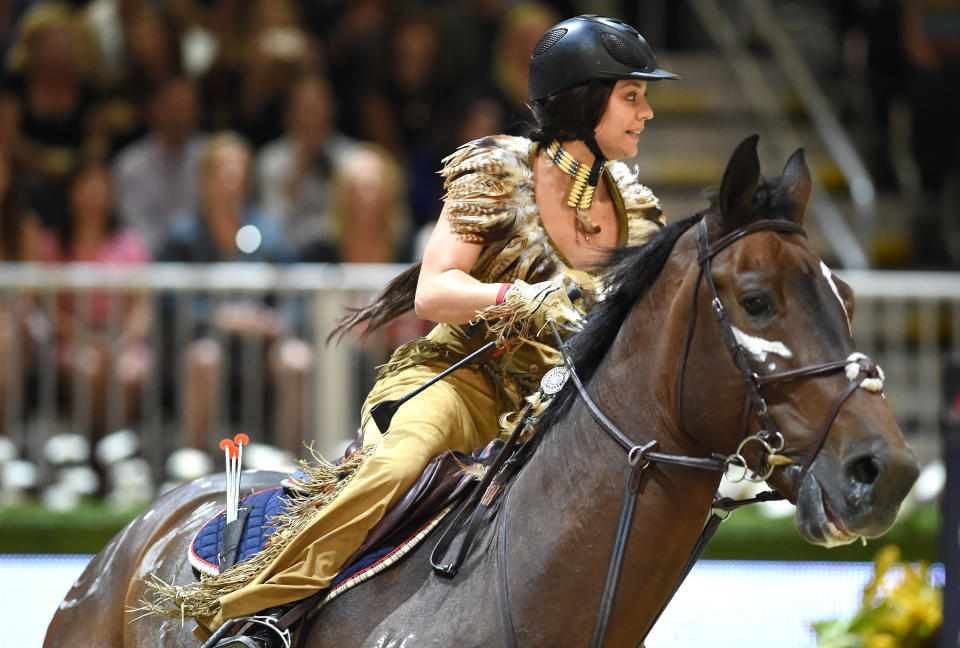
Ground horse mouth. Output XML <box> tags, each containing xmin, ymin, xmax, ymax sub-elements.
<box><xmin>796</xmin><ymin>475</ymin><xmax>860</xmax><ymax>547</ymax></box>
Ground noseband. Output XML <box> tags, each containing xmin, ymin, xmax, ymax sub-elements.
<box><xmin>678</xmin><ymin>217</ymin><xmax>885</xmax><ymax>483</ymax></box>
<box><xmin>551</xmin><ymin>216</ymin><xmax>886</xmax><ymax>648</ymax></box>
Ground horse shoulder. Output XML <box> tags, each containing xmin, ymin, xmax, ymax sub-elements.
<box><xmin>304</xmin><ymin>520</ymin><xmax>503</xmax><ymax>647</ymax></box>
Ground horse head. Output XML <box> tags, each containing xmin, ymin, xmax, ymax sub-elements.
<box><xmin>676</xmin><ymin>134</ymin><xmax>918</xmax><ymax>548</ymax></box>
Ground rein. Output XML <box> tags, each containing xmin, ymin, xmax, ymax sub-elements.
<box><xmin>551</xmin><ymin>216</ymin><xmax>885</xmax><ymax>648</ymax></box>
<box><xmin>431</xmin><ymin>216</ymin><xmax>886</xmax><ymax>648</ymax></box>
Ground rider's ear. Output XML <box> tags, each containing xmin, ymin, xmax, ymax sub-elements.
<box><xmin>781</xmin><ymin>148</ymin><xmax>811</xmax><ymax>224</ymax></box>
<box><xmin>717</xmin><ymin>134</ymin><xmax>761</xmax><ymax>230</ymax></box>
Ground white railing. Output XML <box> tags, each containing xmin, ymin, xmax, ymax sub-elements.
<box><xmin>0</xmin><ymin>262</ymin><xmax>406</xmax><ymax>486</ymax></box>
<box><xmin>844</xmin><ymin>271</ymin><xmax>960</xmax><ymax>438</ymax></box>
<box><xmin>0</xmin><ymin>263</ymin><xmax>956</xmax><ymax>495</ymax></box>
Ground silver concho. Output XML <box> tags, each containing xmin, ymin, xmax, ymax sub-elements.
<box><xmin>540</xmin><ymin>366</ymin><xmax>570</xmax><ymax>395</ymax></box>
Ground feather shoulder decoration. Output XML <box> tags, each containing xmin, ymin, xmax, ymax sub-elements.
<box><xmin>608</xmin><ymin>160</ymin><xmax>667</xmax><ymax>247</ymax></box>
<box><xmin>440</xmin><ymin>136</ymin><xmax>534</xmax><ymax>245</ymax></box>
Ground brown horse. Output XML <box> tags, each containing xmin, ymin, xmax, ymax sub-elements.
<box><xmin>45</xmin><ymin>136</ymin><xmax>918</xmax><ymax>647</ymax></box>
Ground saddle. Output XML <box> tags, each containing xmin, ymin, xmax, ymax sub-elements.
<box><xmin>189</xmin><ymin>432</ymin><xmax>498</xmax><ymax>579</ymax></box>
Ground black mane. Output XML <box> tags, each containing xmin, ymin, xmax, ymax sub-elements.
<box><xmin>535</xmin><ymin>175</ymin><xmax>801</xmax><ymax>431</ymax></box>
<box><xmin>535</xmin><ymin>213</ymin><xmax>700</xmax><ymax>430</ymax></box>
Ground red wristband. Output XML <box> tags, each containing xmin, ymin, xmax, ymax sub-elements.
<box><xmin>496</xmin><ymin>283</ymin><xmax>514</xmax><ymax>305</ymax></box>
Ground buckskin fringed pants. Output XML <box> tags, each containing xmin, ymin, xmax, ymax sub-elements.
<box><xmin>203</xmin><ymin>360</ymin><xmax>500</xmax><ymax>631</ymax></box>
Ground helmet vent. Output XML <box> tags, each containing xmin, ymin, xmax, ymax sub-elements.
<box><xmin>533</xmin><ymin>28</ymin><xmax>567</xmax><ymax>57</ymax></box>
<box><xmin>600</xmin><ymin>32</ymin><xmax>646</xmax><ymax>68</ymax></box>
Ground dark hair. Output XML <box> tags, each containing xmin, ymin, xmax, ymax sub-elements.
<box><xmin>535</xmin><ymin>213</ymin><xmax>701</xmax><ymax>430</ymax></box>
<box><xmin>59</xmin><ymin>158</ymin><xmax>119</xmax><ymax>255</ymax></box>
<box><xmin>522</xmin><ymin>79</ymin><xmax>615</xmax><ymax>145</ymax></box>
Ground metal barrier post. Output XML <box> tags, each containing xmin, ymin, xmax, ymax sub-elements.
<box><xmin>313</xmin><ymin>289</ymin><xmax>356</xmax><ymax>459</ymax></box>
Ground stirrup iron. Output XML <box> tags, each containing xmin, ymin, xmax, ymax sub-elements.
<box><xmin>210</xmin><ymin>614</ymin><xmax>292</xmax><ymax>648</ymax></box>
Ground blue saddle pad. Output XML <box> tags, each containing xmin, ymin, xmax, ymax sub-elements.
<box><xmin>188</xmin><ymin>446</ymin><xmax>489</xmax><ymax>583</ymax></box>
<box><xmin>188</xmin><ymin>483</ymin><xmax>450</xmax><ymax>595</ymax></box>
<box><xmin>189</xmin><ymin>487</ymin><xmax>287</xmax><ymax>576</ymax></box>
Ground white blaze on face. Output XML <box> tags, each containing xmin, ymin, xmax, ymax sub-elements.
<box><xmin>732</xmin><ymin>326</ymin><xmax>793</xmax><ymax>362</ymax></box>
<box><xmin>820</xmin><ymin>261</ymin><xmax>850</xmax><ymax>323</ymax></box>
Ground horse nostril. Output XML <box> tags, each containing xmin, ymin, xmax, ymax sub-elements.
<box><xmin>847</xmin><ymin>455</ymin><xmax>882</xmax><ymax>486</ymax></box>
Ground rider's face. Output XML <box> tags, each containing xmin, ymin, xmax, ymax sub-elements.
<box><xmin>594</xmin><ymin>80</ymin><xmax>653</xmax><ymax>160</ymax></box>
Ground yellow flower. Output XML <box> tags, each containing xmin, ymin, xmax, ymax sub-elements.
<box><xmin>816</xmin><ymin>545</ymin><xmax>943</xmax><ymax>648</ymax></box>
<box><xmin>865</xmin><ymin>634</ymin><xmax>897</xmax><ymax>648</ymax></box>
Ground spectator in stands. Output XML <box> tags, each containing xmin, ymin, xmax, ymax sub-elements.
<box><xmin>356</xmin><ymin>10</ymin><xmax>453</xmax><ymax>229</ymax></box>
<box><xmin>321</xmin><ymin>0</ymin><xmax>390</xmax><ymax>138</ymax></box>
<box><xmin>109</xmin><ymin>3</ymin><xmax>185</xmax><ymax>135</ymax></box>
<box><xmin>237</xmin><ymin>0</ymin><xmax>322</xmax><ymax>146</ymax></box>
<box><xmin>491</xmin><ymin>2</ymin><xmax>561</xmax><ymax>121</ymax></box>
<box><xmin>0</xmin><ymin>2</ymin><xmax>106</xmax><ymax>227</ymax></box>
<box><xmin>159</xmin><ymin>133</ymin><xmax>312</xmax><ymax>454</ymax></box>
<box><xmin>454</xmin><ymin>92</ymin><xmax>507</xmax><ymax>151</ymax></box>
<box><xmin>255</xmin><ymin>75</ymin><xmax>360</xmax><ymax>262</ymax></box>
<box><xmin>160</xmin><ymin>132</ymin><xmax>294</xmax><ymax>265</ymax></box>
<box><xmin>41</xmin><ymin>158</ymin><xmax>152</xmax><ymax>438</ymax></box>
<box><xmin>0</xmin><ymin>146</ymin><xmax>43</xmax><ymax>441</ymax></box>
<box><xmin>196</xmin><ymin>0</ymin><xmax>321</xmax><ymax>145</ymax></box>
<box><xmin>332</xmin><ymin>144</ymin><xmax>408</xmax><ymax>264</ymax></box>
<box><xmin>446</xmin><ymin>0</ymin><xmax>510</xmax><ymax>88</ymax></box>
<box><xmin>113</xmin><ymin>76</ymin><xmax>208</xmax><ymax>255</ymax></box>
<box><xmin>332</xmin><ymin>145</ymin><xmax>426</xmax><ymax>392</ymax></box>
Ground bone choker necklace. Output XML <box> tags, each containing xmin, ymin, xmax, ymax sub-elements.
<box><xmin>545</xmin><ymin>140</ymin><xmax>603</xmax><ymax>242</ymax></box>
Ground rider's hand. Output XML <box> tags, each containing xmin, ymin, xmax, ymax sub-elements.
<box><xmin>502</xmin><ymin>279</ymin><xmax>583</xmax><ymax>335</ymax></box>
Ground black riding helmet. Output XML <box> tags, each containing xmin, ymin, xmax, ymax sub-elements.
<box><xmin>527</xmin><ymin>15</ymin><xmax>678</xmax><ymax>215</ymax></box>
<box><xmin>529</xmin><ymin>14</ymin><xmax>679</xmax><ymax>102</ymax></box>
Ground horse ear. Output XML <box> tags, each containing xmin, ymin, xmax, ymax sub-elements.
<box><xmin>781</xmin><ymin>147</ymin><xmax>811</xmax><ymax>224</ymax></box>
<box><xmin>717</xmin><ymin>134</ymin><xmax>761</xmax><ymax>229</ymax></box>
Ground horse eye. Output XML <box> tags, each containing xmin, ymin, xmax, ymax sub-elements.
<box><xmin>740</xmin><ymin>293</ymin><xmax>773</xmax><ymax>317</ymax></box>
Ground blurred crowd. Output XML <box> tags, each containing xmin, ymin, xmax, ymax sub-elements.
<box><xmin>0</xmin><ymin>0</ymin><xmax>598</xmax><ymax>470</ymax></box>
<box><xmin>0</xmin><ymin>0</ymin><xmax>957</xmax><ymax>486</ymax></box>
<box><xmin>0</xmin><ymin>0</ymin><xmax>587</xmax><ymax>269</ymax></box>
<box><xmin>0</xmin><ymin>1</ymin><xmax>953</xmax><ymax>274</ymax></box>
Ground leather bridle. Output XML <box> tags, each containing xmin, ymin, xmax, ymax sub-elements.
<box><xmin>544</xmin><ymin>216</ymin><xmax>886</xmax><ymax>647</ymax></box>
<box><xmin>679</xmin><ymin>217</ymin><xmax>884</xmax><ymax>482</ymax></box>
<box><xmin>433</xmin><ymin>215</ymin><xmax>887</xmax><ymax>648</ymax></box>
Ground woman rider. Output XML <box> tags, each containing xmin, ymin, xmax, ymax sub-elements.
<box><xmin>180</xmin><ymin>14</ymin><xmax>679</xmax><ymax>647</ymax></box>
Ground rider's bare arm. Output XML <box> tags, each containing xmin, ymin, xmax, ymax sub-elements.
<box><xmin>415</xmin><ymin>203</ymin><xmax>503</xmax><ymax>325</ymax></box>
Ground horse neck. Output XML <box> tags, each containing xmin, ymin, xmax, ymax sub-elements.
<box><xmin>502</xmin><ymin>252</ymin><xmax>725</xmax><ymax>645</ymax></box>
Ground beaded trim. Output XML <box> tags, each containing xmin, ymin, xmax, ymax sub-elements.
<box><xmin>545</xmin><ymin>140</ymin><xmax>603</xmax><ymax>210</ymax></box>
<box><xmin>545</xmin><ymin>141</ymin><xmax>603</xmax><ymax>240</ymax></box>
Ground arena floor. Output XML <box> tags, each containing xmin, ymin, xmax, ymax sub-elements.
<box><xmin>3</xmin><ymin>555</ymin><xmax>898</xmax><ymax>647</ymax></box>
